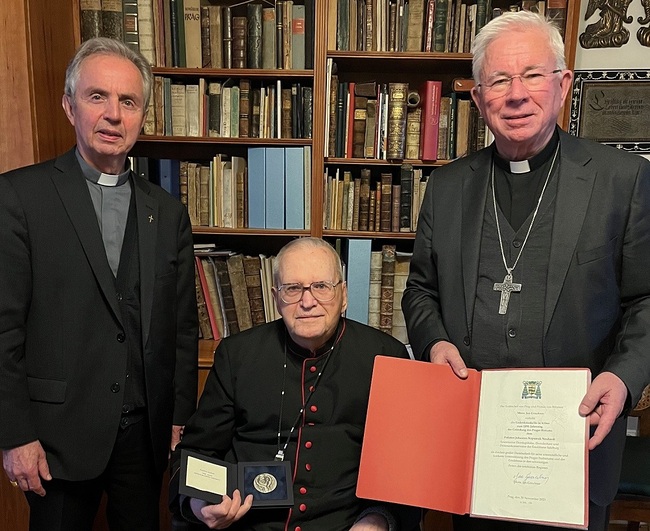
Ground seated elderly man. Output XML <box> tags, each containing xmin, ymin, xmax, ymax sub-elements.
<box><xmin>171</xmin><ymin>237</ymin><xmax>420</xmax><ymax>531</ymax></box>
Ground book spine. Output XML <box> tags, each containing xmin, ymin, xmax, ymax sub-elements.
<box><xmin>302</xmin><ymin>86</ymin><xmax>313</xmax><ymax>139</ymax></box>
<box><xmin>399</xmin><ymin>163</ymin><xmax>414</xmax><ymax>232</ymax></box>
<box><xmin>391</xmin><ymin>184</ymin><xmax>401</xmax><ymax>232</ymax></box>
<box><xmin>406</xmin><ymin>0</ymin><xmax>425</xmax><ymax>51</ymax></box>
<box><xmin>387</xmin><ymin>82</ymin><xmax>408</xmax><ymax>159</ymax></box>
<box><xmin>420</xmin><ymin>80</ymin><xmax>442</xmax><ymax>161</ymax></box>
<box><xmin>262</xmin><ymin>7</ymin><xmax>277</xmax><ymax>69</ymax></box>
<box><xmin>275</xmin><ymin>1</ymin><xmax>284</xmax><ymax>69</ymax></box>
<box><xmin>207</xmin><ymin>6</ymin><xmax>222</xmax><ymax>68</ymax></box>
<box><xmin>433</xmin><ymin>0</ymin><xmax>449</xmax><ymax>52</ymax></box>
<box><xmin>405</xmin><ymin>106</ymin><xmax>422</xmax><ymax>160</ymax></box>
<box><xmin>200</xmin><ymin>6</ymin><xmax>211</xmax><ymax>67</ymax></box>
<box><xmin>239</xmin><ymin>79</ymin><xmax>250</xmax><ymax>138</ymax></box>
<box><xmin>232</xmin><ymin>16</ymin><xmax>247</xmax><ymax>69</ymax></box>
<box><xmin>194</xmin><ymin>259</ymin><xmax>213</xmax><ymax>339</ymax></box>
<box><xmin>80</xmin><ymin>0</ymin><xmax>103</xmax><ymax>41</ymax></box>
<box><xmin>291</xmin><ymin>4</ymin><xmax>305</xmax><ymax>69</ymax></box>
<box><xmin>214</xmin><ymin>258</ymin><xmax>239</xmax><ymax>335</ymax></box>
<box><xmin>282</xmin><ymin>0</ymin><xmax>293</xmax><ymax>69</ymax></box>
<box><xmin>102</xmin><ymin>0</ymin><xmax>124</xmax><ymax>41</ymax></box>
<box><xmin>222</xmin><ymin>6</ymin><xmax>233</xmax><ymax>68</ymax></box>
<box><xmin>379</xmin><ymin>173</ymin><xmax>393</xmax><ymax>232</ymax></box>
<box><xmin>368</xmin><ymin>250</ymin><xmax>382</xmax><ymax>328</ymax></box>
<box><xmin>379</xmin><ymin>244</ymin><xmax>396</xmax><ymax>334</ymax></box>
<box><xmin>247</xmin><ymin>3</ymin><xmax>263</xmax><ymax>69</ymax></box>
<box><xmin>328</xmin><ymin>74</ymin><xmax>339</xmax><ymax>157</ymax></box>
<box><xmin>226</xmin><ymin>254</ymin><xmax>253</xmax><ymax>331</ymax></box>
<box><xmin>242</xmin><ymin>256</ymin><xmax>266</xmax><ymax>327</ymax></box>
<box><xmin>183</xmin><ymin>0</ymin><xmax>202</xmax><ymax>68</ymax></box>
<box><xmin>353</xmin><ymin>96</ymin><xmax>368</xmax><ymax>159</ymax></box>
<box><xmin>304</xmin><ymin>0</ymin><xmax>314</xmax><ymax>69</ymax></box>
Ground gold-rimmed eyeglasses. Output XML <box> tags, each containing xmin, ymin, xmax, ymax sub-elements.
<box><xmin>277</xmin><ymin>281</ymin><xmax>342</xmax><ymax>304</ymax></box>
<box><xmin>478</xmin><ymin>70</ymin><xmax>562</xmax><ymax>94</ymax></box>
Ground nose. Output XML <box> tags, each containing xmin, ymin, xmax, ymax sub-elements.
<box><xmin>299</xmin><ymin>287</ymin><xmax>318</xmax><ymax>307</ymax></box>
<box><xmin>102</xmin><ymin>97</ymin><xmax>121</xmax><ymax>122</ymax></box>
<box><xmin>506</xmin><ymin>76</ymin><xmax>529</xmax><ymax>99</ymax></box>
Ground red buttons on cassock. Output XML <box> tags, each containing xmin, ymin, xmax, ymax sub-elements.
<box><xmin>299</xmin><ymin>487</ymin><xmax>307</xmax><ymax>494</ymax></box>
<box><xmin>309</xmin><ymin>385</ymin><xmax>315</xmax><ymax>392</ymax></box>
<box><xmin>309</xmin><ymin>366</ymin><xmax>317</xmax><ymax>373</ymax></box>
<box><xmin>305</xmin><ymin>441</ymin><xmax>312</xmax><ymax>448</ymax></box>
<box><xmin>295</xmin><ymin>527</ymin><xmax>301</xmax><ymax>531</ymax></box>
<box><xmin>299</xmin><ymin>503</ymin><xmax>307</xmax><ymax>512</ymax></box>
<box><xmin>305</xmin><ymin>463</ymin><xmax>311</xmax><ymax>471</ymax></box>
<box><xmin>310</xmin><ymin>405</ymin><xmax>317</xmax><ymax>412</ymax></box>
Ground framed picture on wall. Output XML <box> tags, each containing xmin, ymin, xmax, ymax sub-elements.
<box><xmin>568</xmin><ymin>70</ymin><xmax>650</xmax><ymax>154</ymax></box>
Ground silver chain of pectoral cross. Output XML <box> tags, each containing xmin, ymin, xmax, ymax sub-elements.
<box><xmin>491</xmin><ymin>145</ymin><xmax>559</xmax><ymax>315</ymax></box>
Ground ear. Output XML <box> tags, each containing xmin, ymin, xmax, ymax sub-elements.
<box><xmin>340</xmin><ymin>281</ymin><xmax>348</xmax><ymax>314</ymax></box>
<box><xmin>559</xmin><ymin>69</ymin><xmax>574</xmax><ymax>104</ymax></box>
<box><xmin>271</xmin><ymin>286</ymin><xmax>282</xmax><ymax>313</ymax></box>
<box><xmin>62</xmin><ymin>94</ymin><xmax>75</xmax><ymax>126</ymax></box>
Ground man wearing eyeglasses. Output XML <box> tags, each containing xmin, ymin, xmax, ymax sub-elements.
<box><xmin>403</xmin><ymin>10</ymin><xmax>650</xmax><ymax>531</ymax></box>
<box><xmin>170</xmin><ymin>237</ymin><xmax>421</xmax><ymax>530</ymax></box>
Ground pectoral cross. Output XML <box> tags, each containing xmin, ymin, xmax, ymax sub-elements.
<box><xmin>493</xmin><ymin>273</ymin><xmax>521</xmax><ymax>315</ymax></box>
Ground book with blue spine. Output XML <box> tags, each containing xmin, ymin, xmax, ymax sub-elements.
<box><xmin>265</xmin><ymin>147</ymin><xmax>285</xmax><ymax>229</ymax></box>
<box><xmin>247</xmin><ymin>147</ymin><xmax>266</xmax><ymax>228</ymax></box>
<box><xmin>284</xmin><ymin>147</ymin><xmax>304</xmax><ymax>229</ymax></box>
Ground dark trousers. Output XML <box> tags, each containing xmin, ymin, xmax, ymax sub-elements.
<box><xmin>452</xmin><ymin>502</ymin><xmax>609</xmax><ymax>531</ymax></box>
<box><xmin>26</xmin><ymin>416</ymin><xmax>162</xmax><ymax>531</ymax></box>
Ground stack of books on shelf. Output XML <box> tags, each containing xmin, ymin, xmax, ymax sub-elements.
<box><xmin>342</xmin><ymin>240</ymin><xmax>411</xmax><ymax>344</ymax></box>
<box><xmin>194</xmin><ymin>246</ymin><xmax>281</xmax><ymax>340</ymax></box>
<box><xmin>80</xmin><ymin>0</ymin><xmax>315</xmax><ymax>70</ymax></box>
<box><xmin>328</xmin><ymin>0</ymin><xmax>566</xmax><ymax>54</ymax></box>
<box><xmin>325</xmin><ymin>65</ymin><xmax>488</xmax><ymax>162</ymax></box>
<box><xmin>134</xmin><ymin>146</ymin><xmax>312</xmax><ymax>230</ymax></box>
<box><xmin>323</xmin><ymin>165</ymin><xmax>427</xmax><ymax>233</ymax></box>
<box><xmin>144</xmin><ymin>77</ymin><xmax>313</xmax><ymax>139</ymax></box>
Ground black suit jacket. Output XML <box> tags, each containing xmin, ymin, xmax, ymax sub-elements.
<box><xmin>0</xmin><ymin>149</ymin><xmax>198</xmax><ymax>480</ymax></box>
<box><xmin>403</xmin><ymin>130</ymin><xmax>650</xmax><ymax>504</ymax></box>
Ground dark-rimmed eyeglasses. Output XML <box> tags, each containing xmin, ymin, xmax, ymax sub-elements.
<box><xmin>478</xmin><ymin>70</ymin><xmax>562</xmax><ymax>94</ymax></box>
<box><xmin>277</xmin><ymin>281</ymin><xmax>342</xmax><ymax>304</ymax></box>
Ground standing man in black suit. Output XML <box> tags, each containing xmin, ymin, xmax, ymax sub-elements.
<box><xmin>0</xmin><ymin>37</ymin><xmax>198</xmax><ymax>530</ymax></box>
<box><xmin>403</xmin><ymin>11</ymin><xmax>650</xmax><ymax>531</ymax></box>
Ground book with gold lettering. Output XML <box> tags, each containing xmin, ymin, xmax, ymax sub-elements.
<box><xmin>358</xmin><ymin>358</ymin><xmax>590</xmax><ymax>529</ymax></box>
<box><xmin>387</xmin><ymin>83</ymin><xmax>408</xmax><ymax>159</ymax></box>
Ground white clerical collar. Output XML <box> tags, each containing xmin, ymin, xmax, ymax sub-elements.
<box><xmin>75</xmin><ymin>149</ymin><xmax>131</xmax><ymax>187</ymax></box>
<box><xmin>509</xmin><ymin>160</ymin><xmax>531</xmax><ymax>174</ymax></box>
<box><xmin>97</xmin><ymin>173</ymin><xmax>121</xmax><ymax>186</ymax></box>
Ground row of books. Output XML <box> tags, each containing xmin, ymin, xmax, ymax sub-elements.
<box><xmin>80</xmin><ymin>0</ymin><xmax>315</xmax><ymax>70</ymax></box>
<box><xmin>137</xmin><ymin>146</ymin><xmax>312</xmax><ymax>230</ymax></box>
<box><xmin>330</xmin><ymin>0</ymin><xmax>567</xmax><ymax>54</ymax></box>
<box><xmin>323</xmin><ymin>165</ymin><xmax>428</xmax><ymax>233</ymax></box>
<box><xmin>326</xmin><ymin>70</ymin><xmax>489</xmax><ymax>162</ymax></box>
<box><xmin>144</xmin><ymin>77</ymin><xmax>313</xmax><ymax>140</ymax></box>
<box><xmin>194</xmin><ymin>251</ymin><xmax>281</xmax><ymax>340</ymax></box>
<box><xmin>194</xmin><ymin>242</ymin><xmax>412</xmax><ymax>345</ymax></box>
<box><xmin>330</xmin><ymin>0</ymin><xmax>489</xmax><ymax>53</ymax></box>
<box><xmin>342</xmin><ymin>241</ymin><xmax>411</xmax><ymax>344</ymax></box>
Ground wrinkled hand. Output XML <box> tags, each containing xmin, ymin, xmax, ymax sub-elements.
<box><xmin>578</xmin><ymin>371</ymin><xmax>628</xmax><ymax>450</ymax></box>
<box><xmin>2</xmin><ymin>440</ymin><xmax>51</xmax><ymax>496</ymax></box>
<box><xmin>171</xmin><ymin>425</ymin><xmax>184</xmax><ymax>452</ymax></box>
<box><xmin>350</xmin><ymin>513</ymin><xmax>389</xmax><ymax>530</ymax></box>
<box><xmin>190</xmin><ymin>490</ymin><xmax>253</xmax><ymax>529</ymax></box>
<box><xmin>429</xmin><ymin>340</ymin><xmax>468</xmax><ymax>379</ymax></box>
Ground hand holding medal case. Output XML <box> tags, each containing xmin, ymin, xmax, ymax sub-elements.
<box><xmin>179</xmin><ymin>450</ymin><xmax>294</xmax><ymax>508</ymax></box>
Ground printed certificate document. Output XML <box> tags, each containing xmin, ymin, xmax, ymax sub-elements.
<box><xmin>357</xmin><ymin>357</ymin><xmax>590</xmax><ymax>529</ymax></box>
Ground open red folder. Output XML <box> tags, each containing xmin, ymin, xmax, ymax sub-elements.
<box><xmin>357</xmin><ymin>356</ymin><xmax>590</xmax><ymax>529</ymax></box>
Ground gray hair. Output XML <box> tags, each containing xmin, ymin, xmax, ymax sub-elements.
<box><xmin>471</xmin><ymin>11</ymin><xmax>566</xmax><ymax>85</ymax></box>
<box><xmin>273</xmin><ymin>237</ymin><xmax>344</xmax><ymax>286</ymax></box>
<box><xmin>64</xmin><ymin>37</ymin><xmax>153</xmax><ymax>109</ymax></box>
